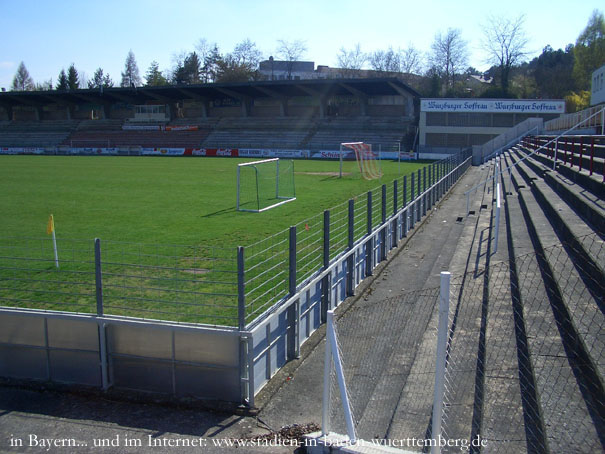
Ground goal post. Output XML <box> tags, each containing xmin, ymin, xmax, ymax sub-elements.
<box><xmin>237</xmin><ymin>158</ymin><xmax>296</xmax><ymax>212</ymax></box>
<box><xmin>340</xmin><ymin>142</ymin><xmax>382</xmax><ymax>180</ymax></box>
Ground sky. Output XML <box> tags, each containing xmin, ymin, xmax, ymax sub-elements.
<box><xmin>0</xmin><ymin>0</ymin><xmax>602</xmax><ymax>89</ymax></box>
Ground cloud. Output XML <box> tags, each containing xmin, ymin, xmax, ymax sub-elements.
<box><xmin>0</xmin><ymin>61</ymin><xmax>16</xmax><ymax>69</ymax></box>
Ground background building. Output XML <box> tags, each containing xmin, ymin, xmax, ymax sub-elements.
<box><xmin>419</xmin><ymin>98</ymin><xmax>565</xmax><ymax>153</ymax></box>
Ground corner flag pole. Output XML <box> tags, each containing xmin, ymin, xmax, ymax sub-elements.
<box><xmin>47</xmin><ymin>214</ymin><xmax>59</xmax><ymax>268</ymax></box>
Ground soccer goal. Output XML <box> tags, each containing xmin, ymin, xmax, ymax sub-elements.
<box><xmin>340</xmin><ymin>142</ymin><xmax>382</xmax><ymax>180</ymax></box>
<box><xmin>237</xmin><ymin>158</ymin><xmax>296</xmax><ymax>212</ymax></box>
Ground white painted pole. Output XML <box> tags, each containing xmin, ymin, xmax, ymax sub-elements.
<box><xmin>327</xmin><ymin>310</ymin><xmax>357</xmax><ymax>445</ymax></box>
<box><xmin>494</xmin><ymin>183</ymin><xmax>501</xmax><ymax>254</ymax></box>
<box><xmin>52</xmin><ymin>230</ymin><xmax>59</xmax><ymax>269</ymax></box>
<box><xmin>236</xmin><ymin>166</ymin><xmax>241</xmax><ymax>211</ymax></box>
<box><xmin>322</xmin><ymin>311</ymin><xmax>333</xmax><ymax>436</ymax></box>
<box><xmin>339</xmin><ymin>144</ymin><xmax>343</xmax><ymax>179</ymax></box>
<box><xmin>276</xmin><ymin>158</ymin><xmax>280</xmax><ymax>198</ymax></box>
<box><xmin>431</xmin><ymin>272</ymin><xmax>451</xmax><ymax>454</ymax></box>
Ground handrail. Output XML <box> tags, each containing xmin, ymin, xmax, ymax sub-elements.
<box><xmin>465</xmin><ymin>106</ymin><xmax>605</xmax><ymax>216</ymax></box>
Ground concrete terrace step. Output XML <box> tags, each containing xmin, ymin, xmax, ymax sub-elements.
<box><xmin>520</xmin><ymin>144</ymin><xmax>605</xmax><ymax>200</ymax></box>
<box><xmin>514</xmin><ymin>145</ymin><xmax>605</xmax><ymax>232</ymax></box>
<box><xmin>386</xmin><ymin>163</ymin><xmax>496</xmax><ymax>443</ymax></box>
<box><xmin>502</xmin><ymin>151</ymin><xmax>604</xmax><ymax>452</ymax></box>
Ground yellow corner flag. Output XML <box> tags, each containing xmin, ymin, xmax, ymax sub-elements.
<box><xmin>46</xmin><ymin>214</ymin><xmax>55</xmax><ymax>235</ymax></box>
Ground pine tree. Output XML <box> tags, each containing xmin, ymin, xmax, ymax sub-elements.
<box><xmin>88</xmin><ymin>68</ymin><xmax>114</xmax><ymax>89</ymax></box>
<box><xmin>183</xmin><ymin>52</ymin><xmax>202</xmax><ymax>84</ymax></box>
<box><xmin>145</xmin><ymin>61</ymin><xmax>168</xmax><ymax>86</ymax></box>
<box><xmin>56</xmin><ymin>69</ymin><xmax>69</xmax><ymax>90</ymax></box>
<box><xmin>67</xmin><ymin>64</ymin><xmax>79</xmax><ymax>90</ymax></box>
<box><xmin>11</xmin><ymin>61</ymin><xmax>35</xmax><ymax>91</ymax></box>
<box><xmin>203</xmin><ymin>45</ymin><xmax>222</xmax><ymax>83</ymax></box>
<box><xmin>120</xmin><ymin>50</ymin><xmax>142</xmax><ymax>87</ymax></box>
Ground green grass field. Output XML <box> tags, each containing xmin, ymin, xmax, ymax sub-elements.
<box><xmin>1</xmin><ymin>155</ymin><xmax>426</xmax><ymax>246</ymax></box>
<box><xmin>0</xmin><ymin>155</ymin><xmax>430</xmax><ymax>325</ymax></box>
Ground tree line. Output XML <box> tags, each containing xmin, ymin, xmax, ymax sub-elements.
<box><xmin>10</xmin><ymin>10</ymin><xmax>604</xmax><ymax>112</ymax></box>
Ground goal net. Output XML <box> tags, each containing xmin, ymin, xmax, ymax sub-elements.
<box><xmin>237</xmin><ymin>158</ymin><xmax>296</xmax><ymax>212</ymax></box>
<box><xmin>340</xmin><ymin>142</ymin><xmax>382</xmax><ymax>180</ymax></box>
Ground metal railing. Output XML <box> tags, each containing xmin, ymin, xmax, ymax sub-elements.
<box><xmin>465</xmin><ymin>106</ymin><xmax>605</xmax><ymax>215</ymax></box>
<box><xmin>544</xmin><ymin>104</ymin><xmax>605</xmax><ymax>133</ymax></box>
<box><xmin>524</xmin><ymin>134</ymin><xmax>605</xmax><ymax>181</ymax></box>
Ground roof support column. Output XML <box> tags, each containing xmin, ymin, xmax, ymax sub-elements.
<box><xmin>200</xmin><ymin>99</ymin><xmax>209</xmax><ymax>118</ymax></box>
<box><xmin>319</xmin><ymin>96</ymin><xmax>327</xmax><ymax>118</ymax></box>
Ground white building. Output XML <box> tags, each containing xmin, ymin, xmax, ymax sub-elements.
<box><xmin>590</xmin><ymin>65</ymin><xmax>605</xmax><ymax>106</ymax></box>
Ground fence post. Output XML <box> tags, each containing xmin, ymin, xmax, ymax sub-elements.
<box><xmin>366</xmin><ymin>191</ymin><xmax>373</xmax><ymax>276</ymax></box>
<box><xmin>381</xmin><ymin>185</ymin><xmax>387</xmax><ymax>261</ymax></box>
<box><xmin>431</xmin><ymin>271</ymin><xmax>451</xmax><ymax>454</ymax></box>
<box><xmin>94</xmin><ymin>238</ymin><xmax>103</xmax><ymax>317</ymax></box>
<box><xmin>417</xmin><ymin>169</ymin><xmax>422</xmax><ymax>221</ymax></box>
<box><xmin>392</xmin><ymin>180</ymin><xmax>398</xmax><ymax>249</ymax></box>
<box><xmin>494</xmin><ymin>183</ymin><xmax>501</xmax><ymax>254</ymax></box>
<box><xmin>237</xmin><ymin>246</ymin><xmax>246</xmax><ymax>330</ymax></box>
<box><xmin>322</xmin><ymin>309</ymin><xmax>333</xmax><ymax>436</ymax></box>
<box><xmin>403</xmin><ymin>175</ymin><xmax>408</xmax><ymax>237</ymax></box>
<box><xmin>428</xmin><ymin>165</ymin><xmax>432</xmax><ymax>210</ymax></box>
<box><xmin>346</xmin><ymin>200</ymin><xmax>355</xmax><ymax>297</ymax></box>
<box><xmin>410</xmin><ymin>172</ymin><xmax>415</xmax><ymax>228</ymax></box>
<box><xmin>325</xmin><ymin>310</ymin><xmax>357</xmax><ymax>444</ymax></box>
<box><xmin>423</xmin><ymin>166</ymin><xmax>427</xmax><ymax>216</ymax></box>
<box><xmin>579</xmin><ymin>136</ymin><xmax>584</xmax><ymax>171</ymax></box>
<box><xmin>322</xmin><ymin>210</ymin><xmax>330</xmax><ymax>323</ymax></box>
<box><xmin>287</xmin><ymin>226</ymin><xmax>299</xmax><ymax>359</ymax></box>
<box><xmin>590</xmin><ymin>137</ymin><xmax>594</xmax><ymax>176</ymax></box>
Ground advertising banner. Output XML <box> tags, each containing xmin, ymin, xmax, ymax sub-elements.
<box><xmin>421</xmin><ymin>98</ymin><xmax>565</xmax><ymax>114</ymax></box>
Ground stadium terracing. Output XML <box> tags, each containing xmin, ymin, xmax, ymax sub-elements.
<box><xmin>0</xmin><ymin>77</ymin><xmax>420</xmax><ymax>154</ymax></box>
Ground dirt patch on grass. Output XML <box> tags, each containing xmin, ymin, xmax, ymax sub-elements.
<box><xmin>182</xmin><ymin>268</ymin><xmax>210</xmax><ymax>275</ymax></box>
<box><xmin>295</xmin><ymin>171</ymin><xmax>351</xmax><ymax>176</ymax></box>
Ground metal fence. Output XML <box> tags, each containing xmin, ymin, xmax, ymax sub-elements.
<box><xmin>0</xmin><ymin>151</ymin><xmax>472</xmax><ymax>405</ymax></box>
<box><xmin>0</xmin><ymin>152</ymin><xmax>467</xmax><ymax>331</ymax></box>
<box><xmin>0</xmin><ymin>238</ymin><xmax>238</xmax><ymax>325</ymax></box>
<box><xmin>241</xmin><ymin>156</ymin><xmax>461</xmax><ymax>328</ymax></box>
<box><xmin>325</xmin><ymin>232</ymin><xmax>604</xmax><ymax>453</ymax></box>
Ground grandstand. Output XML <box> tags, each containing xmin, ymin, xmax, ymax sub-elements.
<box><xmin>0</xmin><ymin>78</ymin><xmax>419</xmax><ymax>153</ymax></box>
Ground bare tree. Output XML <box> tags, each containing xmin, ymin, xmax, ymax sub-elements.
<box><xmin>11</xmin><ymin>62</ymin><xmax>35</xmax><ymax>91</ymax></box>
<box><xmin>336</xmin><ymin>43</ymin><xmax>366</xmax><ymax>77</ymax></box>
<box><xmin>429</xmin><ymin>28</ymin><xmax>468</xmax><ymax>93</ymax></box>
<box><xmin>232</xmin><ymin>39</ymin><xmax>263</xmax><ymax>69</ymax></box>
<box><xmin>482</xmin><ymin>15</ymin><xmax>529</xmax><ymax>94</ymax></box>
<box><xmin>369</xmin><ymin>47</ymin><xmax>400</xmax><ymax>73</ymax></box>
<box><xmin>398</xmin><ymin>44</ymin><xmax>424</xmax><ymax>76</ymax></box>
<box><xmin>276</xmin><ymin>39</ymin><xmax>307</xmax><ymax>79</ymax></box>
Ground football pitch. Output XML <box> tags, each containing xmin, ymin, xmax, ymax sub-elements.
<box><xmin>0</xmin><ymin>155</ymin><xmax>429</xmax><ymax>323</ymax></box>
<box><xmin>0</xmin><ymin>155</ymin><xmax>427</xmax><ymax>247</ymax></box>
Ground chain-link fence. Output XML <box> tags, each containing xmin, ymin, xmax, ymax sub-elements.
<box><xmin>0</xmin><ymin>237</ymin><xmax>238</xmax><ymax>325</ymax></box>
<box><xmin>325</xmin><ymin>233</ymin><xmax>604</xmax><ymax>453</ymax></box>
